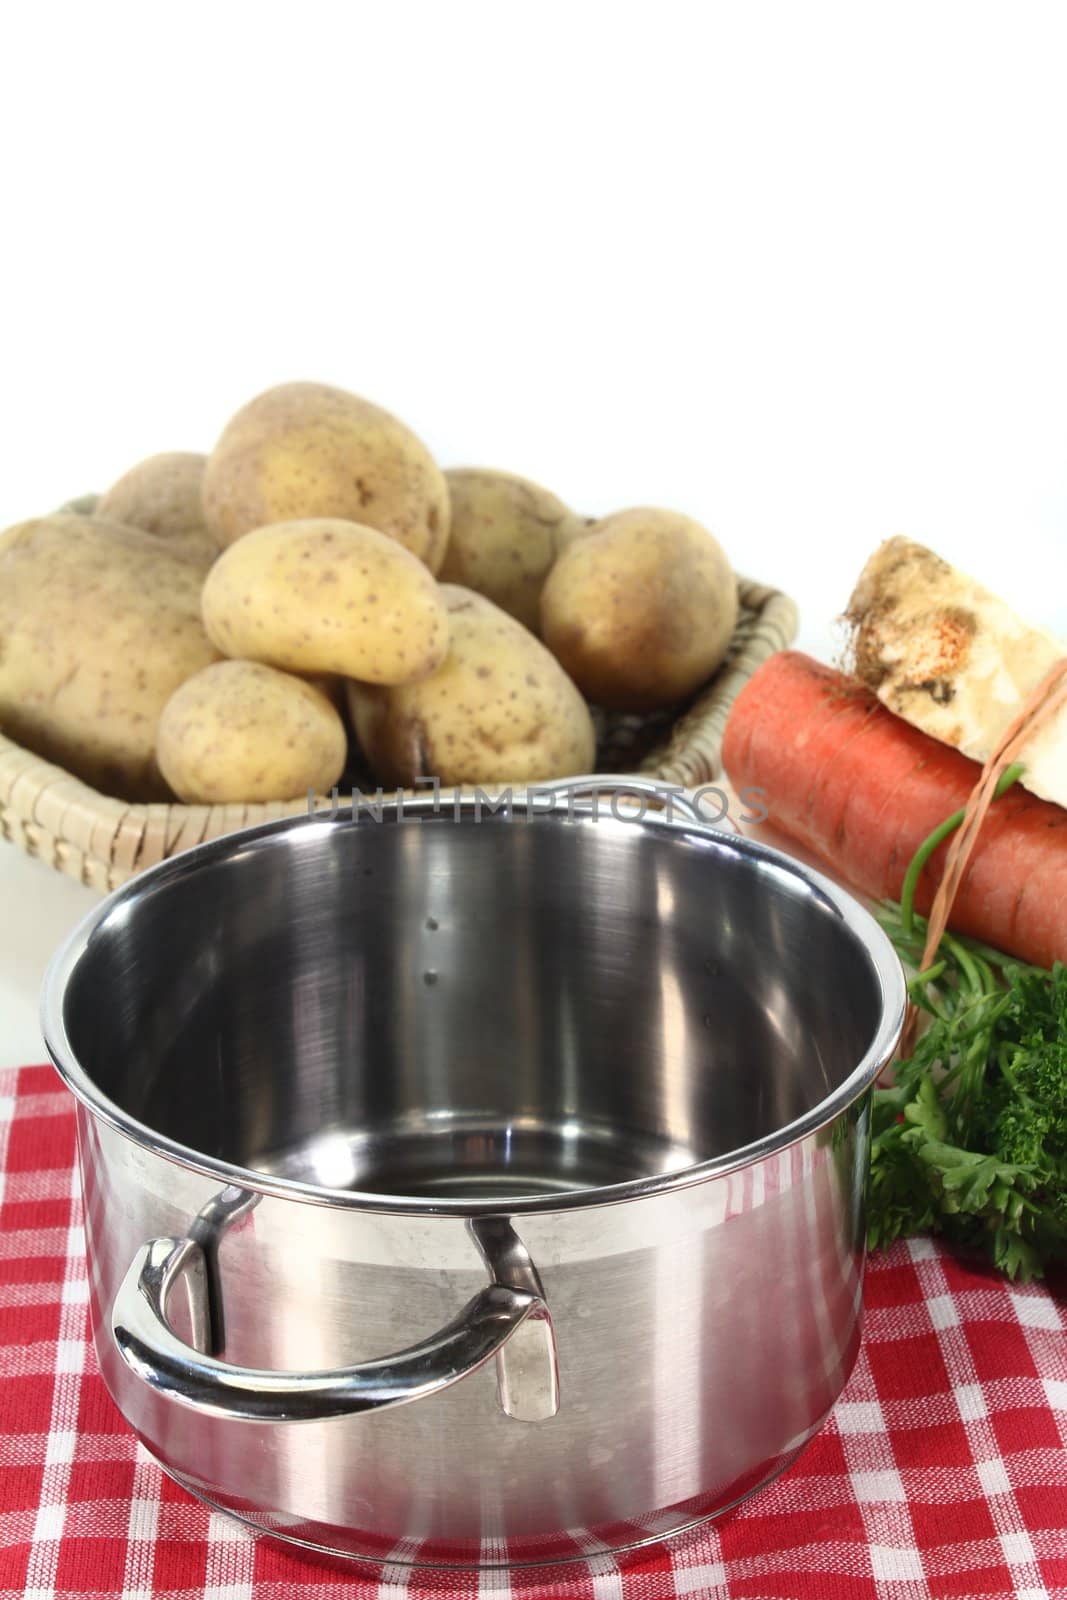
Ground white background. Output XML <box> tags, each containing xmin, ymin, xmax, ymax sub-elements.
<box><xmin>1</xmin><ymin>2</ymin><xmax>1066</xmax><ymax>1066</ymax></box>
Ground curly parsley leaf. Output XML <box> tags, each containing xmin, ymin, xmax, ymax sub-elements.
<box><xmin>868</xmin><ymin>907</ymin><xmax>1067</xmax><ymax>1282</ymax></box>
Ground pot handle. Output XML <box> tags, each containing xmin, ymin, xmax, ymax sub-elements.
<box><xmin>112</xmin><ymin>1231</ymin><xmax>559</xmax><ymax>1425</ymax></box>
<box><xmin>532</xmin><ymin>775</ymin><xmax>737</xmax><ymax>830</ymax></box>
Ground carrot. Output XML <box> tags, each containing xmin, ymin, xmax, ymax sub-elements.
<box><xmin>722</xmin><ymin>651</ymin><xmax>1067</xmax><ymax>969</ymax></box>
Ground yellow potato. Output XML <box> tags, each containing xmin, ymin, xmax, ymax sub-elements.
<box><xmin>98</xmin><ymin>452</ymin><xmax>211</xmax><ymax>545</ymax></box>
<box><xmin>0</xmin><ymin>514</ymin><xmax>219</xmax><ymax>799</ymax></box>
<box><xmin>201</xmin><ymin>518</ymin><xmax>449</xmax><ymax>684</ymax></box>
<box><xmin>298</xmin><ymin>671</ymin><xmax>345</xmax><ymax>709</ymax></box>
<box><xmin>438</xmin><ymin>468</ymin><xmax>588</xmax><ymax>633</ymax></box>
<box><xmin>202</xmin><ymin>382</ymin><xmax>450</xmax><ymax>572</ymax></box>
<box><xmin>157</xmin><ymin>660</ymin><xmax>347</xmax><ymax>803</ymax></box>
<box><xmin>55</xmin><ymin>494</ymin><xmax>101</xmax><ymax>516</ymax></box>
<box><xmin>347</xmin><ymin>585</ymin><xmax>595</xmax><ymax>787</ymax></box>
<box><xmin>540</xmin><ymin>508</ymin><xmax>737</xmax><ymax>710</ymax></box>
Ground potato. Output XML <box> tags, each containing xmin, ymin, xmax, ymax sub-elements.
<box><xmin>437</xmin><ymin>468</ymin><xmax>588</xmax><ymax>633</ymax></box>
<box><xmin>540</xmin><ymin>508</ymin><xmax>738</xmax><ymax>710</ymax></box>
<box><xmin>99</xmin><ymin>452</ymin><xmax>209</xmax><ymax>538</ymax></box>
<box><xmin>201</xmin><ymin>518</ymin><xmax>449</xmax><ymax>684</ymax></box>
<box><xmin>157</xmin><ymin>661</ymin><xmax>346</xmax><ymax>803</ymax></box>
<box><xmin>202</xmin><ymin>382</ymin><xmax>450</xmax><ymax>572</ymax></box>
<box><xmin>347</xmin><ymin>585</ymin><xmax>595</xmax><ymax>787</ymax></box>
<box><xmin>56</xmin><ymin>493</ymin><xmax>101</xmax><ymax>516</ymax></box>
<box><xmin>298</xmin><ymin>671</ymin><xmax>345</xmax><ymax>709</ymax></box>
<box><xmin>0</xmin><ymin>514</ymin><xmax>219</xmax><ymax>799</ymax></box>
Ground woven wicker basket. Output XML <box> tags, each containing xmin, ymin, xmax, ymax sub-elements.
<box><xmin>0</xmin><ymin>576</ymin><xmax>796</xmax><ymax>891</ymax></box>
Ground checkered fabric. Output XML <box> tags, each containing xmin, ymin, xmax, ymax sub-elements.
<box><xmin>2</xmin><ymin>1063</ymin><xmax>1065</xmax><ymax>1600</ymax></box>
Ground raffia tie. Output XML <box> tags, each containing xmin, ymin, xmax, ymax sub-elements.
<box><xmin>897</xmin><ymin>655</ymin><xmax>1067</xmax><ymax>1059</ymax></box>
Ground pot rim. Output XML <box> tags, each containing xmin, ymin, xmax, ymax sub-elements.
<box><xmin>41</xmin><ymin>797</ymin><xmax>906</xmax><ymax>1216</ymax></box>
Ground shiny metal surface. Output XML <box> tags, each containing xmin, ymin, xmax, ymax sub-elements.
<box><xmin>43</xmin><ymin>789</ymin><xmax>904</xmax><ymax>1568</ymax></box>
<box><xmin>113</xmin><ymin>1234</ymin><xmax>552</xmax><ymax>1421</ymax></box>
<box><xmin>112</xmin><ymin>1191</ymin><xmax>558</xmax><ymax>1425</ymax></box>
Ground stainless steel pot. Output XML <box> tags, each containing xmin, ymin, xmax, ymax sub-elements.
<box><xmin>42</xmin><ymin>780</ymin><xmax>905</xmax><ymax>1570</ymax></box>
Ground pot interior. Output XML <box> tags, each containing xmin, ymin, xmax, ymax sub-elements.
<box><xmin>58</xmin><ymin>812</ymin><xmax>891</xmax><ymax>1199</ymax></box>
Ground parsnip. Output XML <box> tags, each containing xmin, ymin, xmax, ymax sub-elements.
<box><xmin>846</xmin><ymin>537</ymin><xmax>1067</xmax><ymax>808</ymax></box>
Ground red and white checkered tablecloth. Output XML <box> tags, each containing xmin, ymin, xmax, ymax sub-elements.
<box><xmin>2</xmin><ymin>1063</ymin><xmax>1066</xmax><ymax>1600</ymax></box>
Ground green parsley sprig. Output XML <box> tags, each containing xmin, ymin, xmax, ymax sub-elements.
<box><xmin>867</xmin><ymin>771</ymin><xmax>1067</xmax><ymax>1280</ymax></box>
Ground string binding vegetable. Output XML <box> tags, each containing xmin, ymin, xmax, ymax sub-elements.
<box><xmin>897</xmin><ymin>657</ymin><xmax>1067</xmax><ymax>1057</ymax></box>
<box><xmin>870</xmin><ymin>658</ymin><xmax>1067</xmax><ymax>1279</ymax></box>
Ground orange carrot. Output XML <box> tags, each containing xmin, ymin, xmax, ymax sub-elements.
<box><xmin>722</xmin><ymin>651</ymin><xmax>1067</xmax><ymax>969</ymax></box>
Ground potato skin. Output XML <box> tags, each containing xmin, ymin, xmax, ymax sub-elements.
<box><xmin>157</xmin><ymin>660</ymin><xmax>347</xmax><ymax>803</ymax></box>
<box><xmin>201</xmin><ymin>518</ymin><xmax>450</xmax><ymax>684</ymax></box>
<box><xmin>347</xmin><ymin>585</ymin><xmax>596</xmax><ymax>787</ymax></box>
<box><xmin>540</xmin><ymin>508</ymin><xmax>738</xmax><ymax>710</ymax></box>
<box><xmin>438</xmin><ymin>468</ymin><xmax>586</xmax><ymax>633</ymax></box>
<box><xmin>0</xmin><ymin>515</ymin><xmax>219</xmax><ymax>799</ymax></box>
<box><xmin>298</xmin><ymin>671</ymin><xmax>345</xmax><ymax>709</ymax></box>
<box><xmin>98</xmin><ymin>452</ymin><xmax>216</xmax><ymax>568</ymax></box>
<box><xmin>202</xmin><ymin>382</ymin><xmax>450</xmax><ymax>572</ymax></box>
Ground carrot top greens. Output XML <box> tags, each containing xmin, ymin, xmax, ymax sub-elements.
<box><xmin>869</xmin><ymin>905</ymin><xmax>1067</xmax><ymax>1280</ymax></box>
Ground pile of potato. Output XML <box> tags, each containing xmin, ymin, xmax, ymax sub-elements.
<box><xmin>0</xmin><ymin>382</ymin><xmax>739</xmax><ymax>804</ymax></box>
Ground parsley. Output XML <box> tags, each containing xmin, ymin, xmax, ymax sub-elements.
<box><xmin>868</xmin><ymin>905</ymin><xmax>1067</xmax><ymax>1280</ymax></box>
